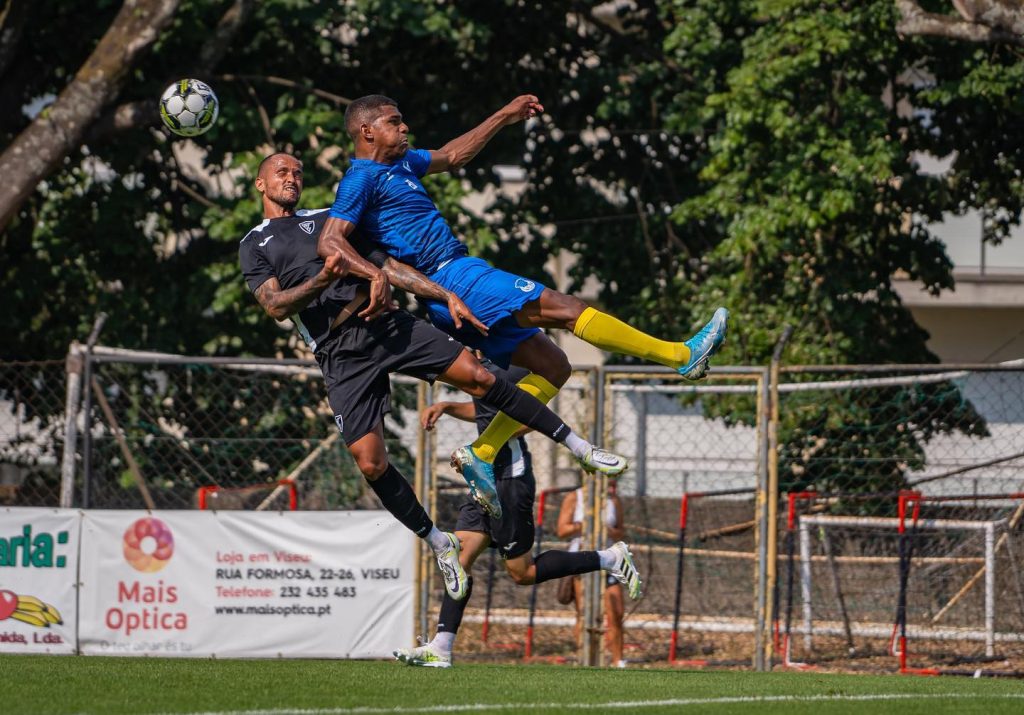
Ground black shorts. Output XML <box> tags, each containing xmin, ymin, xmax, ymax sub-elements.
<box><xmin>315</xmin><ymin>309</ymin><xmax>464</xmax><ymax>445</ymax></box>
<box><xmin>455</xmin><ymin>470</ymin><xmax>536</xmax><ymax>560</ymax></box>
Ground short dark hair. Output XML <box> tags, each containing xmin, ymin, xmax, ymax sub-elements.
<box><xmin>257</xmin><ymin>152</ymin><xmax>299</xmax><ymax>178</ymax></box>
<box><xmin>344</xmin><ymin>95</ymin><xmax>398</xmax><ymax>141</ymax></box>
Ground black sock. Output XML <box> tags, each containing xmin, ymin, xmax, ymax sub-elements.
<box><xmin>365</xmin><ymin>464</ymin><xmax>433</xmax><ymax>538</ymax></box>
<box><xmin>534</xmin><ymin>550</ymin><xmax>601</xmax><ymax>584</ymax></box>
<box><xmin>437</xmin><ymin>577</ymin><xmax>473</xmax><ymax>635</ymax></box>
<box><xmin>480</xmin><ymin>375</ymin><xmax>569</xmax><ymax>443</ymax></box>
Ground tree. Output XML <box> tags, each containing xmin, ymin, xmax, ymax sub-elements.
<box><xmin>3</xmin><ymin>0</ymin><xmax>1016</xmax><ymax>499</ymax></box>
<box><xmin>2</xmin><ymin>0</ymin><xmax>586</xmax><ymax>506</ymax></box>
<box><xmin>0</xmin><ymin>0</ymin><xmax>181</xmax><ymax>232</ymax></box>
<box><xmin>499</xmin><ymin>0</ymin><xmax>999</xmax><ymax>493</ymax></box>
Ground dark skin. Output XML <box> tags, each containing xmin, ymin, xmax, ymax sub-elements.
<box><xmin>249</xmin><ymin>154</ymin><xmax>500</xmax><ymax>480</ymax></box>
<box><xmin>318</xmin><ymin>96</ymin><xmax>597</xmax><ymax>390</ymax></box>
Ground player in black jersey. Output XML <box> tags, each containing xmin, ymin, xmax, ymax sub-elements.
<box><xmin>239</xmin><ymin>152</ymin><xmax>628</xmax><ymax>602</ymax></box>
<box><xmin>393</xmin><ymin>360</ymin><xmax>642</xmax><ymax>668</ymax></box>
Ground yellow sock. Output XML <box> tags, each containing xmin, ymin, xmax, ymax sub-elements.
<box><xmin>573</xmin><ymin>307</ymin><xmax>690</xmax><ymax>369</ymax></box>
<box><xmin>471</xmin><ymin>373</ymin><xmax>560</xmax><ymax>463</ymax></box>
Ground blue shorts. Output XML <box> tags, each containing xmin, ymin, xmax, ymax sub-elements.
<box><xmin>427</xmin><ymin>256</ymin><xmax>544</xmax><ymax>368</ymax></box>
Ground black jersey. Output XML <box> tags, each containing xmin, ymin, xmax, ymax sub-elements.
<box><xmin>239</xmin><ymin>208</ymin><xmax>384</xmax><ymax>352</ymax></box>
<box><xmin>473</xmin><ymin>361</ymin><xmax>532</xmax><ymax>479</ymax></box>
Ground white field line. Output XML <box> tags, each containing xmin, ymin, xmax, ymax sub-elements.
<box><xmin>164</xmin><ymin>693</ymin><xmax>1024</xmax><ymax>715</ymax></box>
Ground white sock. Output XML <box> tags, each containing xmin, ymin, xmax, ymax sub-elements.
<box><xmin>426</xmin><ymin>526</ymin><xmax>451</xmax><ymax>553</ymax></box>
<box><xmin>598</xmin><ymin>548</ymin><xmax>617</xmax><ymax>570</ymax></box>
<box><xmin>564</xmin><ymin>430</ymin><xmax>593</xmax><ymax>460</ymax></box>
<box><xmin>431</xmin><ymin>631</ymin><xmax>455</xmax><ymax>654</ymax></box>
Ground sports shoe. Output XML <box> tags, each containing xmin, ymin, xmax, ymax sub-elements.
<box><xmin>434</xmin><ymin>532</ymin><xmax>469</xmax><ymax>601</ymax></box>
<box><xmin>678</xmin><ymin>307</ymin><xmax>729</xmax><ymax>380</ymax></box>
<box><xmin>608</xmin><ymin>541</ymin><xmax>643</xmax><ymax>600</ymax></box>
<box><xmin>577</xmin><ymin>447</ymin><xmax>629</xmax><ymax>477</ymax></box>
<box><xmin>394</xmin><ymin>641</ymin><xmax>452</xmax><ymax>668</ymax></box>
<box><xmin>450</xmin><ymin>446</ymin><xmax>502</xmax><ymax>520</ymax></box>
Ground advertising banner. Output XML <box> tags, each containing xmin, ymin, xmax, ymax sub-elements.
<box><xmin>0</xmin><ymin>507</ymin><xmax>79</xmax><ymax>654</ymax></box>
<box><xmin>78</xmin><ymin>510</ymin><xmax>413</xmax><ymax>658</ymax></box>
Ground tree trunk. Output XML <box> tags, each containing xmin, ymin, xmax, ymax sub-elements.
<box><xmin>0</xmin><ymin>0</ymin><xmax>181</xmax><ymax>232</ymax></box>
<box><xmin>896</xmin><ymin>0</ymin><xmax>1024</xmax><ymax>45</ymax></box>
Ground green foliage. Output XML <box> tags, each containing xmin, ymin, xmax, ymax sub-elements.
<box><xmin>2</xmin><ymin>0</ymin><xmax>1019</xmax><ymax>495</ymax></box>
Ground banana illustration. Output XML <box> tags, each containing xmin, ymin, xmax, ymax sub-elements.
<box><xmin>43</xmin><ymin>604</ymin><xmax>63</xmax><ymax>625</ymax></box>
<box><xmin>10</xmin><ymin>610</ymin><xmax>48</xmax><ymax>628</ymax></box>
<box><xmin>16</xmin><ymin>595</ymin><xmax>46</xmax><ymax>613</ymax></box>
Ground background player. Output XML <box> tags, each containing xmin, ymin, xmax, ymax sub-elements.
<box><xmin>318</xmin><ymin>93</ymin><xmax>727</xmax><ymax>501</ymax></box>
<box><xmin>394</xmin><ymin>360</ymin><xmax>641</xmax><ymax>668</ymax></box>
<box><xmin>558</xmin><ymin>479</ymin><xmax>629</xmax><ymax>668</ymax></box>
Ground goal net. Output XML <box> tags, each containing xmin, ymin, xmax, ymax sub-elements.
<box><xmin>778</xmin><ymin>493</ymin><xmax>1024</xmax><ymax>674</ymax></box>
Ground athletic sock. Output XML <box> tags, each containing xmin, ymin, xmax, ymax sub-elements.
<box><xmin>574</xmin><ymin>306</ymin><xmax>690</xmax><ymax>369</ymax></box>
<box><xmin>471</xmin><ymin>373</ymin><xmax>560</xmax><ymax>463</ymax></box>
<box><xmin>431</xmin><ymin>631</ymin><xmax>455</xmax><ymax>654</ymax></box>
<box><xmin>598</xmin><ymin>548</ymin><xmax>617</xmax><ymax>570</ymax></box>
<box><xmin>426</xmin><ymin>526</ymin><xmax>451</xmax><ymax>553</ymax></box>
<box><xmin>472</xmin><ymin>374</ymin><xmax>568</xmax><ymax>448</ymax></box>
<box><xmin>435</xmin><ymin>577</ymin><xmax>473</xmax><ymax>649</ymax></box>
<box><xmin>534</xmin><ymin>550</ymin><xmax>601</xmax><ymax>583</ymax></box>
<box><xmin>563</xmin><ymin>431</ymin><xmax>593</xmax><ymax>461</ymax></box>
<box><xmin>365</xmin><ymin>465</ymin><xmax>433</xmax><ymax>538</ymax></box>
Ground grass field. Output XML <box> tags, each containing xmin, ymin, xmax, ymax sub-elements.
<box><xmin>2</xmin><ymin>656</ymin><xmax>1023</xmax><ymax>714</ymax></box>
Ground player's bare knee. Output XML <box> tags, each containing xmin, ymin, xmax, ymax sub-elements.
<box><xmin>355</xmin><ymin>454</ymin><xmax>389</xmax><ymax>480</ymax></box>
<box><xmin>547</xmin><ymin>353</ymin><xmax>571</xmax><ymax>387</ymax></box>
<box><xmin>463</xmin><ymin>363</ymin><xmax>495</xmax><ymax>397</ymax></box>
<box><xmin>505</xmin><ymin>563</ymin><xmax>534</xmax><ymax>586</ymax></box>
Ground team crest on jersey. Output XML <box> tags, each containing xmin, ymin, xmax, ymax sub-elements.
<box><xmin>334</xmin><ymin>414</ymin><xmax>344</xmax><ymax>433</ymax></box>
<box><xmin>299</xmin><ymin>220</ymin><xmax>316</xmax><ymax>235</ymax></box>
<box><xmin>514</xmin><ymin>278</ymin><xmax>536</xmax><ymax>293</ymax></box>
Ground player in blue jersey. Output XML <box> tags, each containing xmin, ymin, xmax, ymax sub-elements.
<box><xmin>317</xmin><ymin>94</ymin><xmax>727</xmax><ymax>516</ymax></box>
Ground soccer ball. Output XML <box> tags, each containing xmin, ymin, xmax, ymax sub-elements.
<box><xmin>159</xmin><ymin>79</ymin><xmax>219</xmax><ymax>137</ymax></box>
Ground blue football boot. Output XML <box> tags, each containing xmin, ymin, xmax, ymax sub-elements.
<box><xmin>678</xmin><ymin>307</ymin><xmax>729</xmax><ymax>380</ymax></box>
<box><xmin>450</xmin><ymin>446</ymin><xmax>502</xmax><ymax>520</ymax></box>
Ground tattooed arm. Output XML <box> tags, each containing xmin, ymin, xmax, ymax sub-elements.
<box><xmin>254</xmin><ymin>254</ymin><xmax>348</xmax><ymax>321</ymax></box>
<box><xmin>380</xmin><ymin>257</ymin><xmax>488</xmax><ymax>335</ymax></box>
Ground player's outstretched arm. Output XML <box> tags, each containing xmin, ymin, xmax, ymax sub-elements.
<box><xmin>318</xmin><ymin>216</ymin><xmax>394</xmax><ymax>319</ymax></box>
<box><xmin>380</xmin><ymin>257</ymin><xmax>488</xmax><ymax>335</ymax></box>
<box><xmin>253</xmin><ymin>254</ymin><xmax>348</xmax><ymax>321</ymax></box>
<box><xmin>421</xmin><ymin>400</ymin><xmax>477</xmax><ymax>431</ymax></box>
<box><xmin>427</xmin><ymin>95</ymin><xmax>544</xmax><ymax>175</ymax></box>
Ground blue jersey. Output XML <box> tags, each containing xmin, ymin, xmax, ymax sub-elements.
<box><xmin>329</xmin><ymin>148</ymin><xmax>467</xmax><ymax>274</ymax></box>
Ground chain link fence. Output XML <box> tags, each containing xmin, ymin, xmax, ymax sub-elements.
<box><xmin>0</xmin><ymin>360</ymin><xmax>66</xmax><ymax>507</ymax></box>
<box><xmin>599</xmin><ymin>367</ymin><xmax>767</xmax><ymax>668</ymax></box>
<box><xmin>3</xmin><ymin>346</ymin><xmax>1023</xmax><ymax>673</ymax></box>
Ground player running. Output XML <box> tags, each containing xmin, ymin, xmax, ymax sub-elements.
<box><xmin>239</xmin><ymin>153</ymin><xmax>628</xmax><ymax>598</ymax></box>
<box><xmin>317</xmin><ymin>94</ymin><xmax>727</xmax><ymax>520</ymax></box>
<box><xmin>394</xmin><ymin>360</ymin><xmax>642</xmax><ymax>668</ymax></box>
